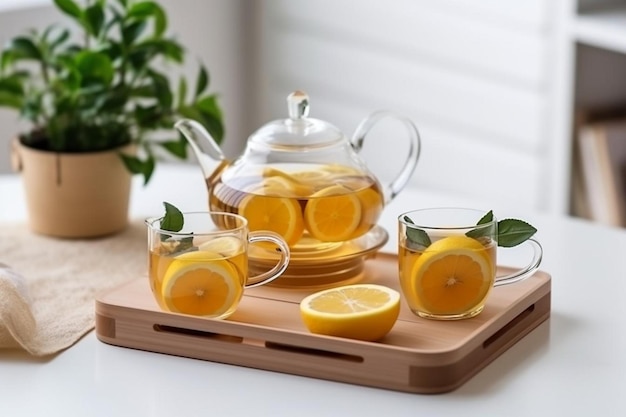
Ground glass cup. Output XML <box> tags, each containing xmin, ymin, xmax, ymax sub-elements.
<box><xmin>145</xmin><ymin>211</ymin><xmax>290</xmax><ymax>319</ymax></box>
<box><xmin>397</xmin><ymin>208</ymin><xmax>543</xmax><ymax>320</ymax></box>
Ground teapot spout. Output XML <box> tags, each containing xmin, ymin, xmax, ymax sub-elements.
<box><xmin>175</xmin><ymin>119</ymin><xmax>228</xmax><ymax>183</ymax></box>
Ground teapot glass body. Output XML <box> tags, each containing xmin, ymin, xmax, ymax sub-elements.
<box><xmin>176</xmin><ymin>91</ymin><xmax>421</xmax><ymax>249</ymax></box>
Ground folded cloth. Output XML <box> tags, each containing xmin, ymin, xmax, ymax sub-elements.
<box><xmin>0</xmin><ymin>220</ymin><xmax>146</xmax><ymax>356</ymax></box>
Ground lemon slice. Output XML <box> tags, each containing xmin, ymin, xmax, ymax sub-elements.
<box><xmin>304</xmin><ymin>185</ymin><xmax>362</xmax><ymax>242</ymax></box>
<box><xmin>299</xmin><ymin>284</ymin><xmax>400</xmax><ymax>341</ymax></box>
<box><xmin>162</xmin><ymin>250</ymin><xmax>242</xmax><ymax>317</ymax></box>
<box><xmin>238</xmin><ymin>194</ymin><xmax>304</xmax><ymax>246</ymax></box>
<box><xmin>410</xmin><ymin>235</ymin><xmax>494</xmax><ymax>315</ymax></box>
<box><xmin>353</xmin><ymin>187</ymin><xmax>383</xmax><ymax>236</ymax></box>
<box><xmin>260</xmin><ymin>168</ymin><xmax>314</xmax><ymax>196</ymax></box>
<box><xmin>198</xmin><ymin>236</ymin><xmax>243</xmax><ymax>257</ymax></box>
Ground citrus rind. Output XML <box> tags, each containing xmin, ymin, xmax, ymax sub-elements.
<box><xmin>299</xmin><ymin>284</ymin><xmax>400</xmax><ymax>341</ymax></box>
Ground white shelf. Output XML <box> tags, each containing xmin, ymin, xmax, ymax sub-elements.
<box><xmin>575</xmin><ymin>5</ymin><xmax>626</xmax><ymax>53</ymax></box>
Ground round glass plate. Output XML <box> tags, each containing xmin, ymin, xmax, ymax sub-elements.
<box><xmin>249</xmin><ymin>226</ymin><xmax>389</xmax><ymax>288</ymax></box>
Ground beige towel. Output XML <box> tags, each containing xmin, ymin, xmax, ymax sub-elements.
<box><xmin>0</xmin><ymin>220</ymin><xmax>146</xmax><ymax>356</ymax></box>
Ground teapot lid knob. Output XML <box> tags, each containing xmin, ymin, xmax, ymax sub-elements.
<box><xmin>287</xmin><ymin>90</ymin><xmax>310</xmax><ymax>120</ymax></box>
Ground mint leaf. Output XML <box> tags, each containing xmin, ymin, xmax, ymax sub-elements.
<box><xmin>477</xmin><ymin>210</ymin><xmax>494</xmax><ymax>225</ymax></box>
<box><xmin>466</xmin><ymin>210</ymin><xmax>497</xmax><ymax>240</ymax></box>
<box><xmin>159</xmin><ymin>201</ymin><xmax>193</xmax><ymax>252</ymax></box>
<box><xmin>160</xmin><ymin>201</ymin><xmax>184</xmax><ymax>232</ymax></box>
<box><xmin>497</xmin><ymin>218</ymin><xmax>537</xmax><ymax>248</ymax></box>
<box><xmin>404</xmin><ymin>215</ymin><xmax>431</xmax><ymax>249</ymax></box>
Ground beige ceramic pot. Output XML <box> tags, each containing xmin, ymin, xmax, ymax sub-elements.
<box><xmin>11</xmin><ymin>138</ymin><xmax>134</xmax><ymax>238</ymax></box>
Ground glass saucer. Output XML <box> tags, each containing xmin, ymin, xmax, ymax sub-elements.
<box><xmin>249</xmin><ymin>226</ymin><xmax>389</xmax><ymax>288</ymax></box>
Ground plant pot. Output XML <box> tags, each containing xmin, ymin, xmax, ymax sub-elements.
<box><xmin>11</xmin><ymin>138</ymin><xmax>135</xmax><ymax>239</ymax></box>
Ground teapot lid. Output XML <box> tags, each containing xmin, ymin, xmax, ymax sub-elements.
<box><xmin>249</xmin><ymin>91</ymin><xmax>344</xmax><ymax>147</ymax></box>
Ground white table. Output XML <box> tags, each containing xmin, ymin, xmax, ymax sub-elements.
<box><xmin>1</xmin><ymin>163</ymin><xmax>625</xmax><ymax>416</ymax></box>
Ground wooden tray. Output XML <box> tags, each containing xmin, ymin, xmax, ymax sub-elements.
<box><xmin>95</xmin><ymin>253</ymin><xmax>551</xmax><ymax>394</ymax></box>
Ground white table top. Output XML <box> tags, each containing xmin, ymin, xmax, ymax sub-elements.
<box><xmin>1</xmin><ymin>163</ymin><xmax>626</xmax><ymax>416</ymax></box>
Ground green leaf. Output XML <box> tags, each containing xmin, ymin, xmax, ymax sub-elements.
<box><xmin>0</xmin><ymin>77</ymin><xmax>24</xmax><ymax>95</ymax></box>
<box><xmin>134</xmin><ymin>104</ymin><xmax>162</xmax><ymax>128</ymax></box>
<box><xmin>75</xmin><ymin>51</ymin><xmax>114</xmax><ymax>86</ymax></box>
<box><xmin>54</xmin><ymin>0</ymin><xmax>83</xmax><ymax>19</ymax></box>
<box><xmin>122</xmin><ymin>20</ymin><xmax>147</xmax><ymax>45</ymax></box>
<box><xmin>159</xmin><ymin>202</ymin><xmax>194</xmax><ymax>249</ymax></box>
<box><xmin>178</xmin><ymin>104</ymin><xmax>224</xmax><ymax>143</ymax></box>
<box><xmin>84</xmin><ymin>3</ymin><xmax>105</xmax><ymax>37</ymax></box>
<box><xmin>497</xmin><ymin>219</ymin><xmax>537</xmax><ymax>248</ymax></box>
<box><xmin>195</xmin><ymin>65</ymin><xmax>209</xmax><ymax>98</ymax></box>
<box><xmin>476</xmin><ymin>210</ymin><xmax>494</xmax><ymax>225</ymax></box>
<box><xmin>128</xmin><ymin>1</ymin><xmax>167</xmax><ymax>37</ymax></box>
<box><xmin>403</xmin><ymin>215</ymin><xmax>431</xmax><ymax>249</ymax></box>
<box><xmin>148</xmin><ymin>70</ymin><xmax>172</xmax><ymax>108</ymax></box>
<box><xmin>6</xmin><ymin>37</ymin><xmax>42</xmax><ymax>60</ymax></box>
<box><xmin>49</xmin><ymin>28</ymin><xmax>70</xmax><ymax>52</ymax></box>
<box><xmin>119</xmin><ymin>153</ymin><xmax>154</xmax><ymax>184</ymax></box>
<box><xmin>152</xmin><ymin>3</ymin><xmax>167</xmax><ymax>37</ymax></box>
<box><xmin>161</xmin><ymin>201</ymin><xmax>184</xmax><ymax>232</ymax></box>
<box><xmin>160</xmin><ymin>136</ymin><xmax>187</xmax><ymax>159</ymax></box>
<box><xmin>195</xmin><ymin>65</ymin><xmax>208</xmax><ymax>98</ymax></box>
<box><xmin>466</xmin><ymin>210</ymin><xmax>495</xmax><ymax>240</ymax></box>
<box><xmin>177</xmin><ymin>77</ymin><xmax>187</xmax><ymax>108</ymax></box>
<box><xmin>130</xmin><ymin>85</ymin><xmax>157</xmax><ymax>98</ymax></box>
<box><xmin>0</xmin><ymin>91</ymin><xmax>23</xmax><ymax>109</ymax></box>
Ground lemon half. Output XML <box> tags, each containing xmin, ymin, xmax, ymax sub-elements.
<box><xmin>299</xmin><ymin>284</ymin><xmax>400</xmax><ymax>341</ymax></box>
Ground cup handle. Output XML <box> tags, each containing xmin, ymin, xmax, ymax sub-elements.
<box><xmin>350</xmin><ymin>111</ymin><xmax>422</xmax><ymax>204</ymax></box>
<box><xmin>494</xmin><ymin>238</ymin><xmax>543</xmax><ymax>287</ymax></box>
<box><xmin>245</xmin><ymin>231</ymin><xmax>290</xmax><ymax>288</ymax></box>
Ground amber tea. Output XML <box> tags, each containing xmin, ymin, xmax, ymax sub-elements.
<box><xmin>398</xmin><ymin>208</ymin><xmax>543</xmax><ymax>320</ymax></box>
<box><xmin>208</xmin><ymin>163</ymin><xmax>384</xmax><ymax>246</ymax></box>
<box><xmin>145</xmin><ymin>212</ymin><xmax>290</xmax><ymax>319</ymax></box>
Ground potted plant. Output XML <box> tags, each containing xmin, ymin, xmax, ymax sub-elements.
<box><xmin>0</xmin><ymin>0</ymin><xmax>224</xmax><ymax>238</ymax></box>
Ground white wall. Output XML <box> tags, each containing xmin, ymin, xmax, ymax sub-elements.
<box><xmin>0</xmin><ymin>0</ymin><xmax>251</xmax><ymax>173</ymax></box>
<box><xmin>253</xmin><ymin>0</ymin><xmax>563</xmax><ymax>215</ymax></box>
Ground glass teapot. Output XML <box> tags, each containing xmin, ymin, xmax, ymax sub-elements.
<box><xmin>175</xmin><ymin>90</ymin><xmax>421</xmax><ymax>249</ymax></box>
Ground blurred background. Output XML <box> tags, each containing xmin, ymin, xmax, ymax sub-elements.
<box><xmin>2</xmin><ymin>0</ymin><xmax>626</xmax><ymax>226</ymax></box>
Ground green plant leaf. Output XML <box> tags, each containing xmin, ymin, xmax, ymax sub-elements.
<box><xmin>133</xmin><ymin>39</ymin><xmax>183</xmax><ymax>62</ymax></box>
<box><xmin>147</xmin><ymin>69</ymin><xmax>172</xmax><ymax>109</ymax></box>
<box><xmin>160</xmin><ymin>136</ymin><xmax>187</xmax><ymax>159</ymax></box>
<box><xmin>128</xmin><ymin>1</ymin><xmax>167</xmax><ymax>37</ymax></box>
<box><xmin>122</xmin><ymin>20</ymin><xmax>147</xmax><ymax>45</ymax></box>
<box><xmin>496</xmin><ymin>219</ymin><xmax>537</xmax><ymax>248</ymax></box>
<box><xmin>403</xmin><ymin>215</ymin><xmax>431</xmax><ymax>249</ymax></box>
<box><xmin>75</xmin><ymin>51</ymin><xmax>114</xmax><ymax>86</ymax></box>
<box><xmin>160</xmin><ymin>201</ymin><xmax>184</xmax><ymax>232</ymax></box>
<box><xmin>195</xmin><ymin>65</ymin><xmax>208</xmax><ymax>98</ymax></box>
<box><xmin>119</xmin><ymin>153</ymin><xmax>154</xmax><ymax>184</ymax></box>
<box><xmin>0</xmin><ymin>77</ymin><xmax>24</xmax><ymax>95</ymax></box>
<box><xmin>6</xmin><ymin>37</ymin><xmax>42</xmax><ymax>61</ymax></box>
<box><xmin>0</xmin><ymin>91</ymin><xmax>23</xmax><ymax>109</ymax></box>
<box><xmin>48</xmin><ymin>28</ymin><xmax>70</xmax><ymax>52</ymax></box>
<box><xmin>54</xmin><ymin>0</ymin><xmax>83</xmax><ymax>20</ymax></box>
<box><xmin>134</xmin><ymin>104</ymin><xmax>162</xmax><ymax>128</ymax></box>
<box><xmin>177</xmin><ymin>77</ymin><xmax>187</xmax><ymax>108</ymax></box>
<box><xmin>178</xmin><ymin>104</ymin><xmax>224</xmax><ymax>144</ymax></box>
<box><xmin>84</xmin><ymin>3</ymin><xmax>105</xmax><ymax>37</ymax></box>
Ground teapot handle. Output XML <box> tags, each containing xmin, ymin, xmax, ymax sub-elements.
<box><xmin>350</xmin><ymin>111</ymin><xmax>421</xmax><ymax>203</ymax></box>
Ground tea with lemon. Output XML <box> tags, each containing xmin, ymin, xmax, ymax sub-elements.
<box><xmin>398</xmin><ymin>236</ymin><xmax>497</xmax><ymax>320</ymax></box>
<box><xmin>149</xmin><ymin>240</ymin><xmax>247</xmax><ymax>318</ymax></box>
<box><xmin>208</xmin><ymin>163</ymin><xmax>384</xmax><ymax>246</ymax></box>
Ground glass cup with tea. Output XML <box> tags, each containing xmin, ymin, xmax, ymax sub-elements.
<box><xmin>145</xmin><ymin>211</ymin><xmax>290</xmax><ymax>319</ymax></box>
<box><xmin>397</xmin><ymin>207</ymin><xmax>543</xmax><ymax>320</ymax></box>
